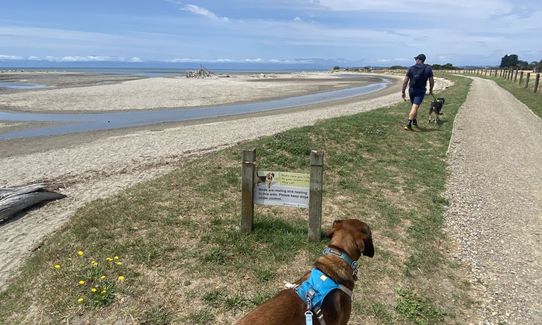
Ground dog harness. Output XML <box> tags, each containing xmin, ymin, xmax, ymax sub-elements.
<box><xmin>293</xmin><ymin>247</ymin><xmax>356</xmax><ymax>325</ymax></box>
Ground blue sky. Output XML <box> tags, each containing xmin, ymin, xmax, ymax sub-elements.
<box><xmin>0</xmin><ymin>0</ymin><xmax>541</xmax><ymax>67</ymax></box>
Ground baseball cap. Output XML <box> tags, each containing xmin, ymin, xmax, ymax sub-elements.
<box><xmin>414</xmin><ymin>54</ymin><xmax>426</xmax><ymax>61</ymax></box>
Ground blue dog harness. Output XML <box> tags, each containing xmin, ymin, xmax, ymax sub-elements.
<box><xmin>293</xmin><ymin>247</ymin><xmax>356</xmax><ymax>325</ymax></box>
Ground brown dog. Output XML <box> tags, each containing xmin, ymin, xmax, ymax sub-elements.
<box><xmin>236</xmin><ymin>219</ymin><xmax>374</xmax><ymax>325</ymax></box>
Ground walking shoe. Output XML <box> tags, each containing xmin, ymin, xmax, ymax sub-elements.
<box><xmin>404</xmin><ymin>125</ymin><xmax>413</xmax><ymax>131</ymax></box>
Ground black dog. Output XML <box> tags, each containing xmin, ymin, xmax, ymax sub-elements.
<box><xmin>429</xmin><ymin>97</ymin><xmax>445</xmax><ymax>122</ymax></box>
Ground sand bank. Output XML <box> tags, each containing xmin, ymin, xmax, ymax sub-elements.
<box><xmin>0</xmin><ymin>72</ymin><xmax>380</xmax><ymax>112</ymax></box>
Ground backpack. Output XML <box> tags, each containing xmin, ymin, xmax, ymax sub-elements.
<box><xmin>410</xmin><ymin>64</ymin><xmax>426</xmax><ymax>88</ymax></box>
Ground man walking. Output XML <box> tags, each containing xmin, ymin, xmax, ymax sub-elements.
<box><xmin>402</xmin><ymin>54</ymin><xmax>434</xmax><ymax>130</ymax></box>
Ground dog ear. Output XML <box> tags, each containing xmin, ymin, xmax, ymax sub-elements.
<box><xmin>359</xmin><ymin>222</ymin><xmax>374</xmax><ymax>257</ymax></box>
<box><xmin>323</xmin><ymin>220</ymin><xmax>343</xmax><ymax>238</ymax></box>
<box><xmin>362</xmin><ymin>235</ymin><xmax>374</xmax><ymax>258</ymax></box>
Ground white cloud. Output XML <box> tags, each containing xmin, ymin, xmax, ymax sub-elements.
<box><xmin>0</xmin><ymin>54</ymin><xmax>24</xmax><ymax>60</ymax></box>
<box><xmin>377</xmin><ymin>58</ymin><xmax>411</xmax><ymax>63</ymax></box>
<box><xmin>316</xmin><ymin>0</ymin><xmax>514</xmax><ymax>17</ymax></box>
<box><xmin>2</xmin><ymin>55</ymin><xmax>147</xmax><ymax>63</ymax></box>
<box><xmin>168</xmin><ymin>57</ymin><xmax>314</xmax><ymax>64</ymax></box>
<box><xmin>169</xmin><ymin>57</ymin><xmax>232</xmax><ymax>63</ymax></box>
<box><xmin>182</xmin><ymin>4</ymin><xmax>230</xmax><ymax>22</ymax></box>
<box><xmin>245</xmin><ymin>58</ymin><xmax>263</xmax><ymax>63</ymax></box>
<box><xmin>0</xmin><ymin>26</ymin><xmax>118</xmax><ymax>42</ymax></box>
<box><xmin>59</xmin><ymin>56</ymin><xmax>113</xmax><ymax>62</ymax></box>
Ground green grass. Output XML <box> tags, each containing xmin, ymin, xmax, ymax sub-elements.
<box><xmin>0</xmin><ymin>73</ymin><xmax>476</xmax><ymax>324</ymax></box>
<box><xmin>396</xmin><ymin>288</ymin><xmax>446</xmax><ymax>325</ymax></box>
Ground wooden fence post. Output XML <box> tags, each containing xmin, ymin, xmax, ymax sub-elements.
<box><xmin>514</xmin><ymin>69</ymin><xmax>518</xmax><ymax>82</ymax></box>
<box><xmin>308</xmin><ymin>150</ymin><xmax>324</xmax><ymax>242</ymax></box>
<box><xmin>525</xmin><ymin>73</ymin><xmax>531</xmax><ymax>89</ymax></box>
<box><xmin>534</xmin><ymin>74</ymin><xmax>540</xmax><ymax>93</ymax></box>
<box><xmin>519</xmin><ymin>71</ymin><xmax>524</xmax><ymax>85</ymax></box>
<box><xmin>241</xmin><ymin>149</ymin><xmax>256</xmax><ymax>233</ymax></box>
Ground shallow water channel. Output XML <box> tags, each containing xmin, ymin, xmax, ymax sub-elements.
<box><xmin>0</xmin><ymin>78</ymin><xmax>391</xmax><ymax>140</ymax></box>
<box><xmin>0</xmin><ymin>82</ymin><xmax>47</xmax><ymax>90</ymax></box>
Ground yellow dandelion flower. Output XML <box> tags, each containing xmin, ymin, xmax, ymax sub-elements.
<box><xmin>77</xmin><ymin>297</ymin><xmax>84</xmax><ymax>304</ymax></box>
<box><xmin>91</xmin><ymin>260</ymin><xmax>98</xmax><ymax>267</ymax></box>
<box><xmin>106</xmin><ymin>257</ymin><xmax>113</xmax><ymax>262</ymax></box>
<box><xmin>79</xmin><ymin>280</ymin><xmax>85</xmax><ymax>285</ymax></box>
<box><xmin>54</xmin><ymin>264</ymin><xmax>61</xmax><ymax>269</ymax></box>
<box><xmin>77</xmin><ymin>251</ymin><xmax>84</xmax><ymax>257</ymax></box>
<box><xmin>101</xmin><ymin>289</ymin><xmax>107</xmax><ymax>294</ymax></box>
<box><xmin>91</xmin><ymin>288</ymin><xmax>97</xmax><ymax>292</ymax></box>
<box><xmin>100</xmin><ymin>275</ymin><xmax>106</xmax><ymax>280</ymax></box>
<box><xmin>114</xmin><ymin>256</ymin><xmax>119</xmax><ymax>260</ymax></box>
<box><xmin>117</xmin><ymin>275</ymin><xmax>125</xmax><ymax>281</ymax></box>
<box><xmin>116</xmin><ymin>261</ymin><xmax>123</xmax><ymax>266</ymax></box>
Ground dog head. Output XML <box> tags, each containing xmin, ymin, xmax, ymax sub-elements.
<box><xmin>323</xmin><ymin>219</ymin><xmax>374</xmax><ymax>260</ymax></box>
<box><xmin>266</xmin><ymin>173</ymin><xmax>274</xmax><ymax>182</ymax></box>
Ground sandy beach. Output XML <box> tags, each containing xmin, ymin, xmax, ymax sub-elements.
<box><xmin>0</xmin><ymin>71</ymin><xmax>452</xmax><ymax>291</ymax></box>
<box><xmin>0</xmin><ymin>71</ymin><xmax>381</xmax><ymax>112</ymax></box>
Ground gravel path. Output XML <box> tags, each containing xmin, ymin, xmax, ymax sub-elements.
<box><xmin>445</xmin><ymin>77</ymin><xmax>542</xmax><ymax>324</ymax></box>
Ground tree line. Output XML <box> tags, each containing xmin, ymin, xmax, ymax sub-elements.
<box><xmin>500</xmin><ymin>54</ymin><xmax>542</xmax><ymax>71</ymax></box>
<box><xmin>332</xmin><ymin>55</ymin><xmax>542</xmax><ymax>72</ymax></box>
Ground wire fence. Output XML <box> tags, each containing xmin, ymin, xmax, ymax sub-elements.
<box><xmin>457</xmin><ymin>68</ymin><xmax>540</xmax><ymax>94</ymax></box>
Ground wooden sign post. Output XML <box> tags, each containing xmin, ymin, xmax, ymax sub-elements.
<box><xmin>241</xmin><ymin>149</ymin><xmax>256</xmax><ymax>233</ymax></box>
<box><xmin>240</xmin><ymin>149</ymin><xmax>325</xmax><ymax>242</ymax></box>
<box><xmin>308</xmin><ymin>150</ymin><xmax>324</xmax><ymax>242</ymax></box>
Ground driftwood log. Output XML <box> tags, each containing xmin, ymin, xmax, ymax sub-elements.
<box><xmin>0</xmin><ymin>184</ymin><xmax>66</xmax><ymax>222</ymax></box>
<box><xmin>186</xmin><ymin>66</ymin><xmax>214</xmax><ymax>79</ymax></box>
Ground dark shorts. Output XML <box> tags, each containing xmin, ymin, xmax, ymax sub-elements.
<box><xmin>409</xmin><ymin>89</ymin><xmax>426</xmax><ymax>105</ymax></box>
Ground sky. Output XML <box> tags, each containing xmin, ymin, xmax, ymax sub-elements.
<box><xmin>0</xmin><ymin>0</ymin><xmax>541</xmax><ymax>68</ymax></box>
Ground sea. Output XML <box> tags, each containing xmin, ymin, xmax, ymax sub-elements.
<box><xmin>0</xmin><ymin>63</ymin><xmax>331</xmax><ymax>78</ymax></box>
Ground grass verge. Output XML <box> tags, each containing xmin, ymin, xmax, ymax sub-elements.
<box><xmin>0</xmin><ymin>74</ymin><xmax>476</xmax><ymax>324</ymax></box>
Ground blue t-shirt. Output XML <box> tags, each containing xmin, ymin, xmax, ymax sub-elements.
<box><xmin>407</xmin><ymin>64</ymin><xmax>433</xmax><ymax>92</ymax></box>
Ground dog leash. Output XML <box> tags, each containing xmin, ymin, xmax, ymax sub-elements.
<box><xmin>284</xmin><ymin>282</ymin><xmax>317</xmax><ymax>325</ymax></box>
<box><xmin>305</xmin><ymin>309</ymin><xmax>315</xmax><ymax>325</ymax></box>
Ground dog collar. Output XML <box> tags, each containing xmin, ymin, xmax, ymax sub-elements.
<box><xmin>323</xmin><ymin>247</ymin><xmax>358</xmax><ymax>271</ymax></box>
